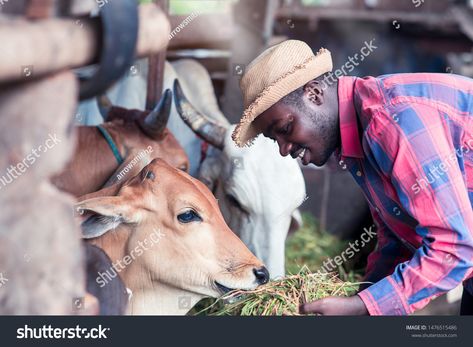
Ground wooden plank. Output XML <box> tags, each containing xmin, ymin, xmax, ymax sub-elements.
<box><xmin>0</xmin><ymin>4</ymin><xmax>170</xmax><ymax>83</ymax></box>
<box><xmin>25</xmin><ymin>0</ymin><xmax>54</xmax><ymax>19</ymax></box>
<box><xmin>146</xmin><ymin>0</ymin><xmax>169</xmax><ymax>111</ymax></box>
<box><xmin>222</xmin><ymin>0</ymin><xmax>278</xmax><ymax>123</ymax></box>
<box><xmin>167</xmin><ymin>14</ymin><xmax>233</xmax><ymax>50</ymax></box>
<box><xmin>276</xmin><ymin>6</ymin><xmax>455</xmax><ymax>25</ymax></box>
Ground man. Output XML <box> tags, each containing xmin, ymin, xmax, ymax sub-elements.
<box><xmin>232</xmin><ymin>40</ymin><xmax>473</xmax><ymax>315</ymax></box>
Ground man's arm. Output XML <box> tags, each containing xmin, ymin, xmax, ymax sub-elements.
<box><xmin>358</xmin><ymin>103</ymin><xmax>473</xmax><ymax>315</ymax></box>
<box><xmin>359</xmin><ymin>208</ymin><xmax>412</xmax><ymax>291</ymax></box>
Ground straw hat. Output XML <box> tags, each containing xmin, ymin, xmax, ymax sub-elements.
<box><xmin>231</xmin><ymin>40</ymin><xmax>332</xmax><ymax>147</ymax></box>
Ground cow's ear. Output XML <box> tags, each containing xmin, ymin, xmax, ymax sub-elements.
<box><xmin>75</xmin><ymin>197</ymin><xmax>135</xmax><ymax>239</ymax></box>
<box><xmin>198</xmin><ymin>155</ymin><xmax>220</xmax><ymax>192</ymax></box>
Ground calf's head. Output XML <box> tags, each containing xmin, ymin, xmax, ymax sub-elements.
<box><xmin>173</xmin><ymin>80</ymin><xmax>306</xmax><ymax>278</ymax></box>
<box><xmin>76</xmin><ymin>158</ymin><xmax>268</xmax><ymax>315</ymax></box>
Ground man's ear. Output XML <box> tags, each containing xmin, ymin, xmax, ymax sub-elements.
<box><xmin>75</xmin><ymin>196</ymin><xmax>135</xmax><ymax>239</ymax></box>
<box><xmin>304</xmin><ymin>80</ymin><xmax>324</xmax><ymax>106</ymax></box>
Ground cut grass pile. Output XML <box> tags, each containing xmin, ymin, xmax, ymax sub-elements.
<box><xmin>195</xmin><ymin>267</ymin><xmax>363</xmax><ymax>316</ymax></box>
<box><xmin>190</xmin><ymin>213</ymin><xmax>369</xmax><ymax>315</ymax></box>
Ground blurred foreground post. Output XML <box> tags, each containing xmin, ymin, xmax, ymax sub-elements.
<box><xmin>0</xmin><ymin>72</ymin><xmax>84</xmax><ymax>314</ymax></box>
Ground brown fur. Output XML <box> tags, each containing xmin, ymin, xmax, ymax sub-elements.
<box><xmin>52</xmin><ymin>106</ymin><xmax>189</xmax><ymax>197</ymax></box>
<box><xmin>76</xmin><ymin>159</ymin><xmax>267</xmax><ymax>315</ymax></box>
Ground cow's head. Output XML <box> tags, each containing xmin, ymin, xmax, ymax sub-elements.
<box><xmin>98</xmin><ymin>90</ymin><xmax>189</xmax><ymax>172</ymax></box>
<box><xmin>76</xmin><ymin>158</ymin><xmax>268</xmax><ymax>315</ymax></box>
<box><xmin>174</xmin><ymin>80</ymin><xmax>306</xmax><ymax>278</ymax></box>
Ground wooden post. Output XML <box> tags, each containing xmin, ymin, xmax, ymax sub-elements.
<box><xmin>146</xmin><ymin>0</ymin><xmax>169</xmax><ymax>111</ymax></box>
<box><xmin>222</xmin><ymin>0</ymin><xmax>279</xmax><ymax>123</ymax></box>
<box><xmin>25</xmin><ymin>0</ymin><xmax>55</xmax><ymax>19</ymax></box>
<box><xmin>0</xmin><ymin>72</ymin><xmax>85</xmax><ymax>314</ymax></box>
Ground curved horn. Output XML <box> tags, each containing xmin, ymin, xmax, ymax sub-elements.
<box><xmin>173</xmin><ymin>79</ymin><xmax>226</xmax><ymax>150</ymax></box>
<box><xmin>97</xmin><ymin>95</ymin><xmax>113</xmax><ymax>121</ymax></box>
<box><xmin>140</xmin><ymin>89</ymin><xmax>172</xmax><ymax>139</ymax></box>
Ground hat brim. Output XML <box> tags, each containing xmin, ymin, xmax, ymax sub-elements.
<box><xmin>232</xmin><ymin>49</ymin><xmax>333</xmax><ymax>147</ymax></box>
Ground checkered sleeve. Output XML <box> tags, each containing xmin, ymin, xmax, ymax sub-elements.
<box><xmin>359</xmin><ymin>208</ymin><xmax>412</xmax><ymax>292</ymax></box>
<box><xmin>357</xmin><ymin>103</ymin><xmax>473</xmax><ymax>315</ymax></box>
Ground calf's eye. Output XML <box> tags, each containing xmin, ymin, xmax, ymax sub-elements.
<box><xmin>177</xmin><ymin>210</ymin><xmax>202</xmax><ymax>223</ymax></box>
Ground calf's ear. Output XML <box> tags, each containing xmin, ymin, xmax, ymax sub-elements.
<box><xmin>75</xmin><ymin>197</ymin><xmax>136</xmax><ymax>239</ymax></box>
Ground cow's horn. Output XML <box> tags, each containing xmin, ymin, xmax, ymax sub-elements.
<box><xmin>97</xmin><ymin>95</ymin><xmax>113</xmax><ymax>121</ymax></box>
<box><xmin>173</xmin><ymin>79</ymin><xmax>226</xmax><ymax>150</ymax></box>
<box><xmin>141</xmin><ymin>89</ymin><xmax>172</xmax><ymax>139</ymax></box>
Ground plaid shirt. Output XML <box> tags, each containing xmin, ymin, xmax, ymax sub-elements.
<box><xmin>337</xmin><ymin>74</ymin><xmax>473</xmax><ymax>315</ymax></box>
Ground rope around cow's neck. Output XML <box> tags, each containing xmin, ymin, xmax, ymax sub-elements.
<box><xmin>96</xmin><ymin>125</ymin><xmax>125</xmax><ymax>165</ymax></box>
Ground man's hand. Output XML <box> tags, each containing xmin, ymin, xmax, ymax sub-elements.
<box><xmin>299</xmin><ymin>295</ymin><xmax>368</xmax><ymax>315</ymax></box>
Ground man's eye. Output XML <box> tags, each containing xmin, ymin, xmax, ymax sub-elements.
<box><xmin>279</xmin><ymin>123</ymin><xmax>291</xmax><ymax>134</ymax></box>
<box><xmin>177</xmin><ymin>210</ymin><xmax>202</xmax><ymax>223</ymax></box>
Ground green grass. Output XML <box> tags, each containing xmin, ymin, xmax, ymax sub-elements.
<box><xmin>194</xmin><ymin>267</ymin><xmax>362</xmax><ymax>316</ymax></box>
<box><xmin>189</xmin><ymin>213</ymin><xmax>366</xmax><ymax>315</ymax></box>
<box><xmin>138</xmin><ymin>0</ymin><xmax>233</xmax><ymax>14</ymax></box>
<box><xmin>169</xmin><ymin>0</ymin><xmax>235</xmax><ymax>15</ymax></box>
<box><xmin>285</xmin><ymin>213</ymin><xmax>348</xmax><ymax>276</ymax></box>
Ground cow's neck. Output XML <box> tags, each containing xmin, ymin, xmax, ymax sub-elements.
<box><xmin>128</xmin><ymin>282</ymin><xmax>205</xmax><ymax>315</ymax></box>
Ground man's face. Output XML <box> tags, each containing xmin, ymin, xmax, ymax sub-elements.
<box><xmin>253</xmin><ymin>98</ymin><xmax>336</xmax><ymax>167</ymax></box>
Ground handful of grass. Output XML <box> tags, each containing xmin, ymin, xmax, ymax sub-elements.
<box><xmin>197</xmin><ymin>268</ymin><xmax>363</xmax><ymax>316</ymax></box>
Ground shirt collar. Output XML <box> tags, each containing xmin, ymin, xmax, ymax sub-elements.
<box><xmin>337</xmin><ymin>76</ymin><xmax>364</xmax><ymax>159</ymax></box>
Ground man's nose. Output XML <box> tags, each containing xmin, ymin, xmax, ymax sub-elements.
<box><xmin>278</xmin><ymin>139</ymin><xmax>293</xmax><ymax>157</ymax></box>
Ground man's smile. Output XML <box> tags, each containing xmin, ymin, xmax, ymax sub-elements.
<box><xmin>291</xmin><ymin>146</ymin><xmax>311</xmax><ymax>165</ymax></box>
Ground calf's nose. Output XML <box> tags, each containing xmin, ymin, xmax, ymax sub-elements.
<box><xmin>253</xmin><ymin>266</ymin><xmax>270</xmax><ymax>285</ymax></box>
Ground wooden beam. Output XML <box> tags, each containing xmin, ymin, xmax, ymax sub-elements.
<box><xmin>222</xmin><ymin>0</ymin><xmax>279</xmax><ymax>123</ymax></box>
<box><xmin>146</xmin><ymin>0</ymin><xmax>169</xmax><ymax>111</ymax></box>
<box><xmin>167</xmin><ymin>14</ymin><xmax>233</xmax><ymax>50</ymax></box>
<box><xmin>276</xmin><ymin>6</ymin><xmax>455</xmax><ymax>26</ymax></box>
<box><xmin>25</xmin><ymin>0</ymin><xmax>54</xmax><ymax>19</ymax></box>
<box><xmin>0</xmin><ymin>4</ymin><xmax>170</xmax><ymax>83</ymax></box>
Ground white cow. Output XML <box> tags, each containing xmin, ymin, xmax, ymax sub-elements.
<box><xmin>78</xmin><ymin>59</ymin><xmax>306</xmax><ymax>278</ymax></box>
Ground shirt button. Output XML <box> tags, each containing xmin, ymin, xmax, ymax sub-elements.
<box><xmin>356</xmin><ymin>171</ymin><xmax>362</xmax><ymax>177</ymax></box>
